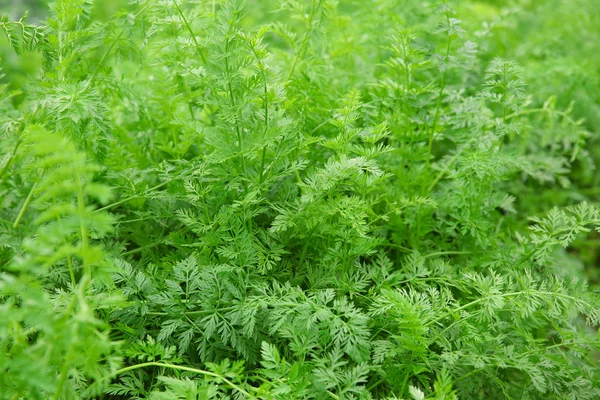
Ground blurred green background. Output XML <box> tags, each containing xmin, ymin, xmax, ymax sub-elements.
<box><xmin>0</xmin><ymin>0</ymin><xmax>48</xmax><ymax>20</ymax></box>
<box><xmin>3</xmin><ymin>0</ymin><xmax>598</xmax><ymax>133</ymax></box>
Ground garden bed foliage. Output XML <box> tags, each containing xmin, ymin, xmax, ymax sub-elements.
<box><xmin>1</xmin><ymin>0</ymin><xmax>600</xmax><ymax>399</ymax></box>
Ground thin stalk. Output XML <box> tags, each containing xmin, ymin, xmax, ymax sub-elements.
<box><xmin>53</xmin><ymin>339</ymin><xmax>76</xmax><ymax>400</ymax></box>
<box><xmin>424</xmin><ymin>33</ymin><xmax>451</xmax><ymax>183</ymax></box>
<box><xmin>258</xmin><ymin>80</ymin><xmax>269</xmax><ymax>184</ymax></box>
<box><xmin>285</xmin><ymin>0</ymin><xmax>317</xmax><ymax>82</ymax></box>
<box><xmin>426</xmin><ymin>150</ymin><xmax>459</xmax><ymax>192</ymax></box>
<box><xmin>426</xmin><ymin>135</ymin><xmax>478</xmax><ymax>193</ymax></box>
<box><xmin>366</xmin><ymin>377</ymin><xmax>386</xmax><ymax>392</ymax></box>
<box><xmin>88</xmin><ymin>30</ymin><xmax>124</xmax><ymax>85</ymax></box>
<box><xmin>251</xmin><ymin>43</ymin><xmax>270</xmax><ymax>185</ymax></box>
<box><xmin>121</xmin><ymin>242</ymin><xmax>164</xmax><ymax>256</ymax></box>
<box><xmin>67</xmin><ymin>256</ymin><xmax>76</xmax><ymax>288</ymax></box>
<box><xmin>506</xmin><ymin>107</ymin><xmax>576</xmax><ymax>123</ymax></box>
<box><xmin>0</xmin><ymin>132</ymin><xmax>23</xmax><ymax>182</ymax></box>
<box><xmin>93</xmin><ymin>167</ymin><xmax>196</xmax><ymax>213</ymax></box>
<box><xmin>258</xmin><ymin>146</ymin><xmax>267</xmax><ymax>184</ymax></box>
<box><xmin>111</xmin><ymin>362</ymin><xmax>256</xmax><ymax>398</ymax></box>
<box><xmin>394</xmin><ymin>276</ymin><xmax>461</xmax><ymax>288</ymax></box>
<box><xmin>223</xmin><ymin>36</ymin><xmax>249</xmax><ymax>196</ymax></box>
<box><xmin>418</xmin><ymin>15</ymin><xmax>453</xmax><ymax>242</ymax></box>
<box><xmin>0</xmin><ymin>108</ymin><xmax>42</xmax><ymax>184</ymax></box>
<box><xmin>310</xmin><ymin>118</ymin><xmax>333</xmax><ymax>134</ymax></box>
<box><xmin>423</xmin><ymin>250</ymin><xmax>473</xmax><ymax>258</ymax></box>
<box><xmin>428</xmin><ymin>290</ymin><xmax>594</xmax><ymax>328</ymax></box>
<box><xmin>498</xmin><ymin>62</ymin><xmax>507</xmax><ymax>151</ymax></box>
<box><xmin>88</xmin><ymin>1</ymin><xmax>151</xmax><ymax>85</ymax></box>
<box><xmin>172</xmin><ymin>0</ymin><xmax>207</xmax><ymax>64</ymax></box>
<box><xmin>12</xmin><ymin>182</ymin><xmax>37</xmax><ymax>228</ymax></box>
<box><xmin>415</xmin><ymin>204</ymin><xmax>422</xmax><ymax>247</ymax></box>
<box><xmin>75</xmin><ymin>171</ymin><xmax>90</xmax><ymax>279</ymax></box>
<box><xmin>57</xmin><ymin>27</ymin><xmax>63</xmax><ymax>81</ymax></box>
<box><xmin>383</xmin><ymin>241</ymin><xmax>412</xmax><ymax>252</ymax></box>
<box><xmin>52</xmin><ymin>295</ymin><xmax>80</xmax><ymax>400</ymax></box>
<box><xmin>188</xmin><ymin>101</ymin><xmax>195</xmax><ymax>120</ymax></box>
<box><xmin>116</xmin><ymin>216</ymin><xmax>166</xmax><ymax>224</ymax></box>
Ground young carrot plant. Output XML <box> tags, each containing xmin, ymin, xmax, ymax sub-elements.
<box><xmin>1</xmin><ymin>0</ymin><xmax>599</xmax><ymax>399</ymax></box>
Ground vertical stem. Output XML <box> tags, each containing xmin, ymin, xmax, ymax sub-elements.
<box><xmin>224</xmin><ymin>37</ymin><xmax>247</xmax><ymax>183</ymax></box>
<box><xmin>57</xmin><ymin>29</ymin><xmax>63</xmax><ymax>81</ymax></box>
<box><xmin>0</xmin><ymin>132</ymin><xmax>23</xmax><ymax>183</ymax></box>
<box><xmin>258</xmin><ymin>146</ymin><xmax>267</xmax><ymax>184</ymax></box>
<box><xmin>88</xmin><ymin>30</ymin><xmax>124</xmax><ymax>85</ymax></box>
<box><xmin>13</xmin><ymin>182</ymin><xmax>37</xmax><ymax>228</ymax></box>
<box><xmin>424</xmin><ymin>33</ymin><xmax>451</xmax><ymax>183</ymax></box>
<box><xmin>403</xmin><ymin>35</ymin><xmax>410</xmax><ymax>93</ymax></box>
<box><xmin>257</xmin><ymin>54</ymin><xmax>269</xmax><ymax>185</ymax></box>
<box><xmin>52</xmin><ymin>295</ymin><xmax>79</xmax><ymax>400</ymax></box>
<box><xmin>67</xmin><ymin>256</ymin><xmax>76</xmax><ymax>288</ymax></box>
<box><xmin>53</xmin><ymin>336</ymin><xmax>76</xmax><ymax>400</ymax></box>
<box><xmin>498</xmin><ymin>62</ymin><xmax>507</xmax><ymax>151</ymax></box>
<box><xmin>76</xmin><ymin>171</ymin><xmax>90</xmax><ymax>280</ymax></box>
<box><xmin>286</xmin><ymin>0</ymin><xmax>317</xmax><ymax>82</ymax></box>
<box><xmin>188</xmin><ymin>101</ymin><xmax>195</xmax><ymax>120</ymax></box>
<box><xmin>414</xmin><ymin>204</ymin><xmax>421</xmax><ymax>248</ymax></box>
<box><xmin>53</xmin><ymin>171</ymin><xmax>94</xmax><ymax>398</ymax></box>
<box><xmin>172</xmin><ymin>0</ymin><xmax>207</xmax><ymax>64</ymax></box>
<box><xmin>418</xmin><ymin>7</ymin><xmax>452</xmax><ymax>244</ymax></box>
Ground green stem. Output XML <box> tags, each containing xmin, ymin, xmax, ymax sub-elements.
<box><xmin>121</xmin><ymin>242</ymin><xmax>164</xmax><ymax>256</ymax></box>
<box><xmin>52</xmin><ymin>295</ymin><xmax>80</xmax><ymax>400</ymax></box>
<box><xmin>108</xmin><ymin>362</ymin><xmax>256</xmax><ymax>398</ymax></box>
<box><xmin>88</xmin><ymin>30</ymin><xmax>124</xmax><ymax>85</ymax></box>
<box><xmin>424</xmin><ymin>34</ymin><xmax>451</xmax><ymax>183</ymax></box>
<box><xmin>498</xmin><ymin>62</ymin><xmax>507</xmax><ymax>151</ymax></box>
<box><xmin>172</xmin><ymin>0</ymin><xmax>207</xmax><ymax>64</ymax></box>
<box><xmin>223</xmin><ymin>36</ymin><xmax>247</xmax><ymax>183</ymax></box>
<box><xmin>423</xmin><ymin>250</ymin><xmax>473</xmax><ymax>258</ymax></box>
<box><xmin>53</xmin><ymin>338</ymin><xmax>76</xmax><ymax>400</ymax></box>
<box><xmin>258</xmin><ymin>87</ymin><xmax>269</xmax><ymax>184</ymax></box>
<box><xmin>94</xmin><ymin>166</ymin><xmax>196</xmax><ymax>213</ymax></box>
<box><xmin>0</xmin><ymin>133</ymin><xmax>23</xmax><ymax>183</ymax></box>
<box><xmin>254</xmin><ymin>46</ymin><xmax>269</xmax><ymax>185</ymax></box>
<box><xmin>57</xmin><ymin>25</ymin><xmax>63</xmax><ymax>81</ymax></box>
<box><xmin>286</xmin><ymin>0</ymin><xmax>317</xmax><ymax>82</ymax></box>
<box><xmin>67</xmin><ymin>256</ymin><xmax>76</xmax><ymax>288</ymax></box>
<box><xmin>426</xmin><ymin>150</ymin><xmax>459</xmax><ymax>192</ymax></box>
<box><xmin>426</xmin><ymin>134</ymin><xmax>479</xmax><ymax>193</ymax></box>
<box><xmin>428</xmin><ymin>290</ymin><xmax>594</xmax><ymax>328</ymax></box>
<box><xmin>13</xmin><ymin>182</ymin><xmax>37</xmax><ymax>228</ymax></box>
<box><xmin>366</xmin><ymin>377</ymin><xmax>387</xmax><ymax>392</ymax></box>
<box><xmin>258</xmin><ymin>146</ymin><xmax>267</xmax><ymax>184</ymax></box>
<box><xmin>0</xmin><ymin>108</ymin><xmax>42</xmax><ymax>185</ymax></box>
<box><xmin>75</xmin><ymin>171</ymin><xmax>90</xmax><ymax>279</ymax></box>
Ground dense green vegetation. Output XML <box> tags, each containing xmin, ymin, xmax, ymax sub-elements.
<box><xmin>1</xmin><ymin>0</ymin><xmax>600</xmax><ymax>398</ymax></box>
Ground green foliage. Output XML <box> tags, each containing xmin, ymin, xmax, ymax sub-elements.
<box><xmin>1</xmin><ymin>0</ymin><xmax>599</xmax><ymax>399</ymax></box>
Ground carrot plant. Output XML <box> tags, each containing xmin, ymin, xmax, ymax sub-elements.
<box><xmin>1</xmin><ymin>0</ymin><xmax>599</xmax><ymax>399</ymax></box>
